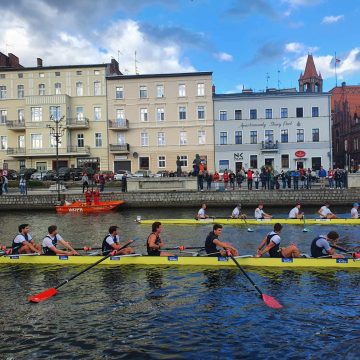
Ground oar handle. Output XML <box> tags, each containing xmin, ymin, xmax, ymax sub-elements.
<box><xmin>162</xmin><ymin>246</ymin><xmax>205</xmax><ymax>251</ymax></box>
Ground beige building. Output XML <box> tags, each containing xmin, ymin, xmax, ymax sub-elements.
<box><xmin>106</xmin><ymin>72</ymin><xmax>215</xmax><ymax>174</ymax></box>
<box><xmin>0</xmin><ymin>52</ymin><xmax>120</xmax><ymax>172</ymax></box>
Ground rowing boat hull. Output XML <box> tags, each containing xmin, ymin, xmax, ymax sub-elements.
<box><xmin>1</xmin><ymin>255</ymin><xmax>359</xmax><ymax>268</ymax></box>
<box><xmin>55</xmin><ymin>200</ymin><xmax>124</xmax><ymax>213</ymax></box>
<box><xmin>137</xmin><ymin>218</ymin><xmax>360</xmax><ymax>226</ymax></box>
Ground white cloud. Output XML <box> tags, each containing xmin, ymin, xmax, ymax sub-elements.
<box><xmin>214</xmin><ymin>52</ymin><xmax>233</xmax><ymax>62</ymax></box>
<box><xmin>285</xmin><ymin>42</ymin><xmax>318</xmax><ymax>54</ymax></box>
<box><xmin>321</xmin><ymin>15</ymin><xmax>344</xmax><ymax>24</ymax></box>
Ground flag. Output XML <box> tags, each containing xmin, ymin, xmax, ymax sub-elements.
<box><xmin>335</xmin><ymin>58</ymin><xmax>341</xmax><ymax>64</ymax></box>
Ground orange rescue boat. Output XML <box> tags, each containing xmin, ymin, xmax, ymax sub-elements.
<box><xmin>55</xmin><ymin>200</ymin><xmax>125</xmax><ymax>213</ymax></box>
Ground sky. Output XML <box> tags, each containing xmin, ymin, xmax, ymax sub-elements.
<box><xmin>1</xmin><ymin>0</ymin><xmax>359</xmax><ymax>93</ymax></box>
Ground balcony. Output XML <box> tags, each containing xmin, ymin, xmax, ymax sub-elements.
<box><xmin>109</xmin><ymin>143</ymin><xmax>130</xmax><ymax>154</ymax></box>
<box><xmin>7</xmin><ymin>146</ymin><xmax>90</xmax><ymax>157</ymax></box>
<box><xmin>5</xmin><ymin>120</ymin><xmax>26</xmax><ymax>131</ymax></box>
<box><xmin>66</xmin><ymin>117</ymin><xmax>90</xmax><ymax>129</ymax></box>
<box><xmin>261</xmin><ymin>140</ymin><xmax>279</xmax><ymax>152</ymax></box>
<box><xmin>108</xmin><ymin>119</ymin><xmax>129</xmax><ymax>130</ymax></box>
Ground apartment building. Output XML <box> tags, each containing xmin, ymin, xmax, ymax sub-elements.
<box><xmin>106</xmin><ymin>72</ymin><xmax>214</xmax><ymax>173</ymax></box>
<box><xmin>0</xmin><ymin>52</ymin><xmax>120</xmax><ymax>172</ymax></box>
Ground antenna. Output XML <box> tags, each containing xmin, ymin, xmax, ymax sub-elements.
<box><xmin>134</xmin><ymin>51</ymin><xmax>140</xmax><ymax>75</ymax></box>
<box><xmin>277</xmin><ymin>70</ymin><xmax>281</xmax><ymax>89</ymax></box>
<box><xmin>117</xmin><ymin>50</ymin><xmax>122</xmax><ymax>64</ymax></box>
<box><xmin>266</xmin><ymin>73</ymin><xmax>270</xmax><ymax>90</ymax></box>
<box><xmin>5</xmin><ymin>42</ymin><xmax>13</xmax><ymax>53</ymax></box>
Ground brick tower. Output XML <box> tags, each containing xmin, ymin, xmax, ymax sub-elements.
<box><xmin>299</xmin><ymin>54</ymin><xmax>323</xmax><ymax>92</ymax></box>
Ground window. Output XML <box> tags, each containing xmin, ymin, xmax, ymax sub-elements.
<box><xmin>312</xmin><ymin>128</ymin><xmax>319</xmax><ymax>142</ymax></box>
<box><xmin>0</xmin><ymin>136</ymin><xmax>7</xmax><ymax>150</ymax></box>
<box><xmin>19</xmin><ymin>160</ymin><xmax>25</xmax><ymax>170</ymax></box>
<box><xmin>18</xmin><ymin>135</ymin><xmax>25</xmax><ymax>148</ymax></box>
<box><xmin>0</xmin><ymin>74</ymin><xmax>4</xmax><ymax>79</ymax></box>
<box><xmin>39</xmin><ymin>84</ymin><xmax>45</xmax><ymax>96</ymax></box>
<box><xmin>281</xmin><ymin>129</ymin><xmax>288</xmax><ymax>143</ymax></box>
<box><xmin>157</xmin><ymin>108</ymin><xmax>165</xmax><ymax>122</ymax></box>
<box><xmin>116</xmin><ymin>86</ymin><xmax>124</xmax><ymax>99</ymax></box>
<box><xmin>219</xmin><ymin>160</ymin><xmax>229</xmax><ymax>171</ymax></box>
<box><xmin>235</xmin><ymin>131</ymin><xmax>242</xmax><ymax>144</ymax></box>
<box><xmin>219</xmin><ymin>111</ymin><xmax>227</xmax><ymax>121</ymax></box>
<box><xmin>77</xmin><ymin>134</ymin><xmax>84</xmax><ymax>147</ymax></box>
<box><xmin>312</xmin><ymin>157</ymin><xmax>321</xmax><ymax>171</ymax></box>
<box><xmin>158</xmin><ymin>156</ymin><xmax>166</xmax><ymax>168</ymax></box>
<box><xmin>180</xmin><ymin>155</ymin><xmax>188</xmax><ymax>167</ymax></box>
<box><xmin>197</xmin><ymin>105</ymin><xmax>205</xmax><ymax>120</ymax></box>
<box><xmin>312</xmin><ymin>107</ymin><xmax>319</xmax><ymax>117</ymax></box>
<box><xmin>265</xmin><ymin>109</ymin><xmax>272</xmax><ymax>119</ymax></box>
<box><xmin>55</xmin><ymin>82</ymin><xmax>61</xmax><ymax>95</ymax></box>
<box><xmin>55</xmin><ymin>72</ymin><xmax>60</xmax><ymax>76</ymax></box>
<box><xmin>250</xmin><ymin>109</ymin><xmax>257</xmax><ymax>119</ymax></box>
<box><xmin>250</xmin><ymin>155</ymin><xmax>257</xmax><ymax>169</ymax></box>
<box><xmin>116</xmin><ymin>109</ymin><xmax>125</xmax><ymax>123</ymax></box>
<box><xmin>179</xmin><ymin>106</ymin><xmax>186</xmax><ymax>120</ymax></box>
<box><xmin>0</xmin><ymin>110</ymin><xmax>7</xmax><ymax>124</ymax></box>
<box><xmin>296</xmin><ymin>107</ymin><xmax>303</xmax><ymax>118</ymax></box>
<box><xmin>94</xmin><ymin>81</ymin><xmax>101</xmax><ymax>96</ymax></box>
<box><xmin>235</xmin><ymin>110</ymin><xmax>242</xmax><ymax>120</ymax></box>
<box><xmin>220</xmin><ymin>132</ymin><xmax>227</xmax><ymax>145</ymax></box>
<box><xmin>281</xmin><ymin>154</ymin><xmax>289</xmax><ymax>168</ymax></box>
<box><xmin>76</xmin><ymin>106</ymin><xmax>84</xmax><ymax>121</ymax></box>
<box><xmin>180</xmin><ymin>131</ymin><xmax>187</xmax><ymax>145</ymax></box>
<box><xmin>354</xmin><ymin>138</ymin><xmax>359</xmax><ymax>151</ymax></box>
<box><xmin>157</xmin><ymin>132</ymin><xmax>165</xmax><ymax>146</ymax></box>
<box><xmin>95</xmin><ymin>133</ymin><xmax>102</xmax><ymax>147</ymax></box>
<box><xmin>297</xmin><ymin>129</ymin><xmax>304</xmax><ymax>142</ymax></box>
<box><xmin>50</xmin><ymin>106</ymin><xmax>61</xmax><ymax>121</ymax></box>
<box><xmin>139</xmin><ymin>86</ymin><xmax>147</xmax><ymax>98</ymax></box>
<box><xmin>94</xmin><ymin>107</ymin><xmax>101</xmax><ymax>121</ymax></box>
<box><xmin>139</xmin><ymin>157</ymin><xmax>149</xmax><ymax>170</ymax></box>
<box><xmin>18</xmin><ymin>73</ymin><xmax>23</xmax><ymax>78</ymax></box>
<box><xmin>156</xmin><ymin>85</ymin><xmax>164</xmax><ymax>98</ymax></box>
<box><xmin>17</xmin><ymin>85</ymin><xmax>24</xmax><ymax>98</ymax></box>
<box><xmin>265</xmin><ymin>130</ymin><xmax>274</xmax><ymax>143</ymax></box>
<box><xmin>197</xmin><ymin>83</ymin><xmax>205</xmax><ymax>96</ymax></box>
<box><xmin>39</xmin><ymin>73</ymin><xmax>44</xmax><ymax>78</ymax></box>
<box><xmin>250</xmin><ymin>131</ymin><xmax>257</xmax><ymax>144</ymax></box>
<box><xmin>31</xmin><ymin>107</ymin><xmax>42</xmax><ymax>122</ymax></box>
<box><xmin>76</xmin><ymin>82</ymin><xmax>83</xmax><ymax>96</ymax></box>
<box><xmin>198</xmin><ymin>130</ymin><xmax>206</xmax><ymax>145</ymax></box>
<box><xmin>140</xmin><ymin>108</ymin><xmax>148</xmax><ymax>122</ymax></box>
<box><xmin>178</xmin><ymin>84</ymin><xmax>186</xmax><ymax>97</ymax></box>
<box><xmin>0</xmin><ymin>86</ymin><xmax>6</xmax><ymax>99</ymax></box>
<box><xmin>31</xmin><ymin>134</ymin><xmax>42</xmax><ymax>149</ymax></box>
<box><xmin>76</xmin><ymin>71</ymin><xmax>82</xmax><ymax>75</ymax></box>
<box><xmin>141</xmin><ymin>132</ymin><xmax>149</xmax><ymax>147</ymax></box>
<box><xmin>281</xmin><ymin>108</ymin><xmax>288</xmax><ymax>118</ymax></box>
<box><xmin>94</xmin><ymin>70</ymin><xmax>100</xmax><ymax>75</ymax></box>
<box><xmin>117</xmin><ymin>133</ymin><xmax>125</xmax><ymax>145</ymax></box>
<box><xmin>18</xmin><ymin>109</ymin><xmax>24</xmax><ymax>122</ymax></box>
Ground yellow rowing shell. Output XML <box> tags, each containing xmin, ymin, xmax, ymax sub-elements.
<box><xmin>136</xmin><ymin>218</ymin><xmax>360</xmax><ymax>226</ymax></box>
<box><xmin>1</xmin><ymin>254</ymin><xmax>359</xmax><ymax>268</ymax></box>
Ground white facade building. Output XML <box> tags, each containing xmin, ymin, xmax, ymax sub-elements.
<box><xmin>214</xmin><ymin>89</ymin><xmax>332</xmax><ymax>173</ymax></box>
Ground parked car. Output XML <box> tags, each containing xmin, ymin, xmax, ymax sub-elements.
<box><xmin>114</xmin><ymin>170</ymin><xmax>132</xmax><ymax>180</ymax></box>
<box><xmin>70</xmin><ymin>168</ymin><xmax>83</xmax><ymax>181</ymax></box>
<box><xmin>30</xmin><ymin>172</ymin><xmax>45</xmax><ymax>180</ymax></box>
<box><xmin>19</xmin><ymin>168</ymin><xmax>37</xmax><ymax>180</ymax></box>
<box><xmin>56</xmin><ymin>167</ymin><xmax>71</xmax><ymax>181</ymax></box>
<box><xmin>133</xmin><ymin>170</ymin><xmax>152</xmax><ymax>178</ymax></box>
<box><xmin>42</xmin><ymin>170</ymin><xmax>56</xmax><ymax>181</ymax></box>
<box><xmin>6</xmin><ymin>169</ymin><xmax>19</xmax><ymax>180</ymax></box>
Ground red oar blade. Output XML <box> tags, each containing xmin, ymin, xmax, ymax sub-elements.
<box><xmin>262</xmin><ymin>294</ymin><xmax>283</xmax><ymax>309</ymax></box>
<box><xmin>28</xmin><ymin>288</ymin><xmax>58</xmax><ymax>303</ymax></box>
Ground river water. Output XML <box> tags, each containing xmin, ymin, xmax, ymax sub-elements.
<box><xmin>0</xmin><ymin>207</ymin><xmax>360</xmax><ymax>359</ymax></box>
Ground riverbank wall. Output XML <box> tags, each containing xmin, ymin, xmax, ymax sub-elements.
<box><xmin>0</xmin><ymin>188</ymin><xmax>358</xmax><ymax>210</ymax></box>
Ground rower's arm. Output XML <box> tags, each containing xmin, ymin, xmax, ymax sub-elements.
<box><xmin>148</xmin><ymin>234</ymin><xmax>161</xmax><ymax>250</ymax></box>
<box><xmin>256</xmin><ymin>237</ymin><xmax>267</xmax><ymax>252</ymax></box>
<box><xmin>59</xmin><ymin>239</ymin><xmax>79</xmax><ymax>254</ymax></box>
<box><xmin>317</xmin><ymin>208</ymin><xmax>323</xmax><ymax>216</ymax></box>
<box><xmin>213</xmin><ymin>239</ymin><xmax>236</xmax><ymax>251</ymax></box>
<box><xmin>48</xmin><ymin>246</ymin><xmax>74</xmax><ymax>255</ymax></box>
<box><xmin>257</xmin><ymin>239</ymin><xmax>275</xmax><ymax>256</ymax></box>
<box><xmin>26</xmin><ymin>241</ymin><xmax>41</xmax><ymax>254</ymax></box>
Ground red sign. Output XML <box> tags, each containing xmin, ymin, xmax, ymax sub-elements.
<box><xmin>295</xmin><ymin>150</ymin><xmax>306</xmax><ymax>158</ymax></box>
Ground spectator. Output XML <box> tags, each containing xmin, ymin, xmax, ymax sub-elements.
<box><xmin>198</xmin><ymin>170</ymin><xmax>204</xmax><ymax>191</ymax></box>
<box><xmin>0</xmin><ymin>175</ymin><xmax>3</xmax><ymax>196</ymax></box>
<box><xmin>328</xmin><ymin>168</ymin><xmax>334</xmax><ymax>189</ymax></box>
<box><xmin>286</xmin><ymin>170</ymin><xmax>292</xmax><ymax>189</ymax></box>
<box><xmin>293</xmin><ymin>169</ymin><xmax>300</xmax><ymax>190</ymax></box>
<box><xmin>305</xmin><ymin>168</ymin><xmax>312</xmax><ymax>189</ymax></box>
<box><xmin>213</xmin><ymin>171</ymin><xmax>220</xmax><ymax>190</ymax></box>
<box><xmin>265</xmin><ymin>169</ymin><xmax>271</xmax><ymax>190</ymax></box>
<box><xmin>299</xmin><ymin>168</ymin><xmax>306</xmax><ymax>189</ymax></box>
<box><xmin>121</xmin><ymin>173</ymin><xmax>127</xmax><ymax>192</ymax></box>
<box><xmin>254</xmin><ymin>170</ymin><xmax>260</xmax><ymax>190</ymax></box>
<box><xmin>82</xmin><ymin>173</ymin><xmax>89</xmax><ymax>193</ymax></box>
<box><xmin>99</xmin><ymin>174</ymin><xmax>105</xmax><ymax>192</ymax></box>
<box><xmin>280</xmin><ymin>170</ymin><xmax>286</xmax><ymax>189</ymax></box>
<box><xmin>223</xmin><ymin>170</ymin><xmax>229</xmax><ymax>190</ymax></box>
<box><xmin>19</xmin><ymin>176</ymin><xmax>26</xmax><ymax>195</ymax></box>
<box><xmin>318</xmin><ymin>166</ymin><xmax>327</xmax><ymax>189</ymax></box>
<box><xmin>2</xmin><ymin>174</ymin><xmax>8</xmax><ymax>194</ymax></box>
<box><xmin>229</xmin><ymin>171</ymin><xmax>235</xmax><ymax>190</ymax></box>
<box><xmin>260</xmin><ymin>170</ymin><xmax>267</xmax><ymax>190</ymax></box>
<box><xmin>236</xmin><ymin>171</ymin><xmax>243</xmax><ymax>189</ymax></box>
<box><xmin>247</xmin><ymin>169</ymin><xmax>253</xmax><ymax>190</ymax></box>
<box><xmin>205</xmin><ymin>171</ymin><xmax>213</xmax><ymax>190</ymax></box>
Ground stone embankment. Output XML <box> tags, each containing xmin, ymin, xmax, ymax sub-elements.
<box><xmin>0</xmin><ymin>188</ymin><xmax>358</xmax><ymax>210</ymax></box>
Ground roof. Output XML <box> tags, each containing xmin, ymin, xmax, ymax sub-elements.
<box><xmin>300</xmin><ymin>54</ymin><xmax>322</xmax><ymax>80</ymax></box>
<box><xmin>0</xmin><ymin>63</ymin><xmax>109</xmax><ymax>72</ymax></box>
<box><xmin>107</xmin><ymin>71</ymin><xmax>212</xmax><ymax>80</ymax></box>
<box><xmin>214</xmin><ymin>90</ymin><xmax>330</xmax><ymax>100</ymax></box>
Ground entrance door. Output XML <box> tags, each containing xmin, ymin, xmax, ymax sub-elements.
<box><xmin>114</xmin><ymin>160</ymin><xmax>131</xmax><ymax>172</ymax></box>
<box><xmin>297</xmin><ymin>161</ymin><xmax>304</xmax><ymax>170</ymax></box>
<box><xmin>139</xmin><ymin>157</ymin><xmax>149</xmax><ymax>170</ymax></box>
<box><xmin>235</xmin><ymin>162</ymin><xmax>243</xmax><ymax>173</ymax></box>
<box><xmin>265</xmin><ymin>158</ymin><xmax>274</xmax><ymax>168</ymax></box>
<box><xmin>52</xmin><ymin>160</ymin><xmax>68</xmax><ymax>170</ymax></box>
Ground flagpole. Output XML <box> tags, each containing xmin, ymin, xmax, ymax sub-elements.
<box><xmin>335</xmin><ymin>52</ymin><xmax>338</xmax><ymax>87</ymax></box>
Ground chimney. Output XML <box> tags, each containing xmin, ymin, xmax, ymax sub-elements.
<box><xmin>37</xmin><ymin>58</ymin><xmax>43</xmax><ymax>67</ymax></box>
<box><xmin>109</xmin><ymin>58</ymin><xmax>122</xmax><ymax>75</ymax></box>
<box><xmin>8</xmin><ymin>53</ymin><xmax>20</xmax><ymax>68</ymax></box>
<box><xmin>212</xmin><ymin>84</ymin><xmax>216</xmax><ymax>94</ymax></box>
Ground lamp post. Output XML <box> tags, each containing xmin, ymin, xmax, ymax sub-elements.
<box><xmin>47</xmin><ymin>115</ymin><xmax>65</xmax><ymax>202</ymax></box>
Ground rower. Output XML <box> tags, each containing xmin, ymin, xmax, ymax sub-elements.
<box><xmin>196</xmin><ymin>203</ymin><xmax>209</xmax><ymax>219</ymax></box>
<box><xmin>102</xmin><ymin>225</ymin><xmax>134</xmax><ymax>256</ymax></box>
<box><xmin>254</xmin><ymin>204</ymin><xmax>272</xmax><ymax>219</ymax></box>
<box><xmin>85</xmin><ymin>189</ymin><xmax>92</xmax><ymax>205</ymax></box>
<box><xmin>42</xmin><ymin>225</ymin><xmax>80</xmax><ymax>256</ymax></box>
<box><xmin>288</xmin><ymin>203</ymin><xmax>304</xmax><ymax>219</ymax></box>
<box><xmin>205</xmin><ymin>224</ymin><xmax>238</xmax><ymax>257</ymax></box>
<box><xmin>231</xmin><ymin>204</ymin><xmax>246</xmax><ymax>219</ymax></box>
<box><xmin>146</xmin><ymin>222</ymin><xmax>174</xmax><ymax>256</ymax></box>
<box><xmin>12</xmin><ymin>224</ymin><xmax>42</xmax><ymax>255</ymax></box>
<box><xmin>318</xmin><ymin>202</ymin><xmax>337</xmax><ymax>219</ymax></box>
<box><xmin>310</xmin><ymin>231</ymin><xmax>344</xmax><ymax>258</ymax></box>
<box><xmin>255</xmin><ymin>223</ymin><xmax>300</xmax><ymax>258</ymax></box>
<box><xmin>351</xmin><ymin>202</ymin><xmax>359</xmax><ymax>219</ymax></box>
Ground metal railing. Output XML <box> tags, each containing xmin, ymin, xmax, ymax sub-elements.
<box><xmin>7</xmin><ymin>146</ymin><xmax>90</xmax><ymax>156</ymax></box>
<box><xmin>261</xmin><ymin>140</ymin><xmax>279</xmax><ymax>150</ymax></box>
<box><xmin>66</xmin><ymin>117</ymin><xmax>90</xmax><ymax>127</ymax></box>
<box><xmin>5</xmin><ymin>120</ymin><xmax>26</xmax><ymax>129</ymax></box>
<box><xmin>109</xmin><ymin>143</ymin><xmax>130</xmax><ymax>152</ymax></box>
<box><xmin>108</xmin><ymin>119</ymin><xmax>129</xmax><ymax>129</ymax></box>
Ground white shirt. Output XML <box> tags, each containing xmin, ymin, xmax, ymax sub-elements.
<box><xmin>42</xmin><ymin>233</ymin><xmax>63</xmax><ymax>248</ymax></box>
<box><xmin>255</xmin><ymin>208</ymin><xmax>264</xmax><ymax>219</ymax></box>
<box><xmin>104</xmin><ymin>234</ymin><xmax>120</xmax><ymax>246</ymax></box>
<box><xmin>319</xmin><ymin>206</ymin><xmax>332</xmax><ymax>218</ymax></box>
<box><xmin>351</xmin><ymin>208</ymin><xmax>359</xmax><ymax>219</ymax></box>
<box><xmin>232</xmin><ymin>207</ymin><xmax>240</xmax><ymax>218</ymax></box>
<box><xmin>268</xmin><ymin>231</ymin><xmax>281</xmax><ymax>245</ymax></box>
<box><xmin>289</xmin><ymin>207</ymin><xmax>299</xmax><ymax>219</ymax></box>
<box><xmin>13</xmin><ymin>233</ymin><xmax>33</xmax><ymax>245</ymax></box>
<box><xmin>198</xmin><ymin>208</ymin><xmax>206</xmax><ymax>217</ymax></box>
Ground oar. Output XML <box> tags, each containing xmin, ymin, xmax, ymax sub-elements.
<box><xmin>302</xmin><ymin>215</ymin><xmax>309</xmax><ymax>232</ymax></box>
<box><xmin>331</xmin><ymin>244</ymin><xmax>360</xmax><ymax>258</ymax></box>
<box><xmin>28</xmin><ymin>241</ymin><xmax>133</xmax><ymax>303</ymax></box>
<box><xmin>242</xmin><ymin>216</ymin><xmax>254</xmax><ymax>232</ymax></box>
<box><xmin>224</xmin><ymin>249</ymin><xmax>283</xmax><ymax>309</ymax></box>
<box><xmin>162</xmin><ymin>246</ymin><xmax>205</xmax><ymax>251</ymax></box>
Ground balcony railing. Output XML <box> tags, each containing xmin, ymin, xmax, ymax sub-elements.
<box><xmin>7</xmin><ymin>146</ymin><xmax>90</xmax><ymax>157</ymax></box>
<box><xmin>109</xmin><ymin>143</ymin><xmax>130</xmax><ymax>153</ymax></box>
<box><xmin>66</xmin><ymin>117</ymin><xmax>90</xmax><ymax>128</ymax></box>
<box><xmin>7</xmin><ymin>147</ymin><xmax>26</xmax><ymax>155</ymax></box>
<box><xmin>261</xmin><ymin>140</ymin><xmax>279</xmax><ymax>151</ymax></box>
<box><xmin>108</xmin><ymin>119</ymin><xmax>129</xmax><ymax>130</ymax></box>
<box><xmin>5</xmin><ymin>120</ymin><xmax>26</xmax><ymax>130</ymax></box>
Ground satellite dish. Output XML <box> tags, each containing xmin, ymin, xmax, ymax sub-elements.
<box><xmin>133</xmin><ymin>152</ymin><xmax>138</xmax><ymax>158</ymax></box>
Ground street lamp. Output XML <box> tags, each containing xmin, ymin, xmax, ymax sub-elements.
<box><xmin>47</xmin><ymin>115</ymin><xmax>65</xmax><ymax>202</ymax></box>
